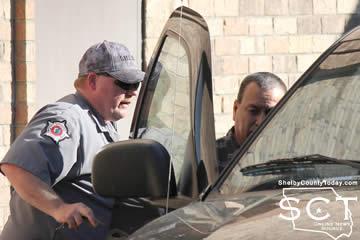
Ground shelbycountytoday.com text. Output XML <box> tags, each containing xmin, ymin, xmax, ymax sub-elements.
<box><xmin>278</xmin><ymin>179</ymin><xmax>358</xmax><ymax>187</ymax></box>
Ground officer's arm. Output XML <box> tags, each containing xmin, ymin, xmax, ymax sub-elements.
<box><xmin>1</xmin><ymin>163</ymin><xmax>97</xmax><ymax>229</ymax></box>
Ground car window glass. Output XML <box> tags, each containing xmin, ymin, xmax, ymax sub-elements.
<box><xmin>137</xmin><ymin>36</ymin><xmax>192</xmax><ymax>182</ymax></box>
<box><xmin>219</xmin><ymin>37</ymin><xmax>360</xmax><ymax>195</ymax></box>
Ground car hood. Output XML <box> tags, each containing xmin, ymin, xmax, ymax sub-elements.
<box><xmin>129</xmin><ymin>186</ymin><xmax>360</xmax><ymax>239</ymax></box>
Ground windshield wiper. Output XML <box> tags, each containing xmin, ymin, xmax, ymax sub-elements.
<box><xmin>240</xmin><ymin>154</ymin><xmax>360</xmax><ymax>176</ymax></box>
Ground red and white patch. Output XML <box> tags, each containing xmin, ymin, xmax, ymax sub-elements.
<box><xmin>44</xmin><ymin>121</ymin><xmax>70</xmax><ymax>143</ymax></box>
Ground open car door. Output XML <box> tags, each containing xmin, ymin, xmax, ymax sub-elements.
<box><xmin>131</xmin><ymin>6</ymin><xmax>217</xmax><ymax>205</ymax></box>
<box><xmin>92</xmin><ymin>6</ymin><xmax>217</xmax><ymax>236</ymax></box>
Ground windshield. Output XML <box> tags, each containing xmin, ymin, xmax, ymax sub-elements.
<box><xmin>220</xmin><ymin>29</ymin><xmax>360</xmax><ymax>195</ymax></box>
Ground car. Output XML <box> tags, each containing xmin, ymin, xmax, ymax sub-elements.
<box><xmin>93</xmin><ymin>6</ymin><xmax>360</xmax><ymax>240</ymax></box>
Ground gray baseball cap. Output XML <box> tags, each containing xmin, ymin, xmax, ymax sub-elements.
<box><xmin>79</xmin><ymin>41</ymin><xmax>144</xmax><ymax>84</ymax></box>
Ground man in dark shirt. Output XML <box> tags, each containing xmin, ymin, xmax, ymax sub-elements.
<box><xmin>216</xmin><ymin>72</ymin><xmax>287</xmax><ymax>173</ymax></box>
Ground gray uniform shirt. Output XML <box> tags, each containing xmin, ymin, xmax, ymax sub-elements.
<box><xmin>0</xmin><ymin>92</ymin><xmax>120</xmax><ymax>240</ymax></box>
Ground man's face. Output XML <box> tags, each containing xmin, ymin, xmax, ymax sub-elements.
<box><xmin>233</xmin><ymin>82</ymin><xmax>285</xmax><ymax>145</ymax></box>
<box><xmin>94</xmin><ymin>74</ymin><xmax>138</xmax><ymax>121</ymax></box>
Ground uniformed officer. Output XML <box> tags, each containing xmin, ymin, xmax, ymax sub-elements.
<box><xmin>0</xmin><ymin>41</ymin><xmax>144</xmax><ymax>240</ymax></box>
<box><xmin>216</xmin><ymin>72</ymin><xmax>287</xmax><ymax>173</ymax></box>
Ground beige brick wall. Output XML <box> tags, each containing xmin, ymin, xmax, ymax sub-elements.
<box><xmin>144</xmin><ymin>0</ymin><xmax>360</xmax><ymax>137</ymax></box>
<box><xmin>0</xmin><ymin>0</ymin><xmax>36</xmax><ymax>232</ymax></box>
<box><xmin>0</xmin><ymin>0</ymin><xmax>12</xmax><ymax>232</ymax></box>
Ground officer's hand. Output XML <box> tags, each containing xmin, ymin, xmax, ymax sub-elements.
<box><xmin>53</xmin><ymin>203</ymin><xmax>97</xmax><ymax>229</ymax></box>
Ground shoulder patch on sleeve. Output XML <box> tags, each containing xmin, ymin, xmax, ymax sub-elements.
<box><xmin>43</xmin><ymin>120</ymin><xmax>70</xmax><ymax>144</ymax></box>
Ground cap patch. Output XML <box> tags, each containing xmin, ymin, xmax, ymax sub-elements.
<box><xmin>119</xmin><ymin>55</ymin><xmax>135</xmax><ymax>61</ymax></box>
<box><xmin>43</xmin><ymin>120</ymin><xmax>70</xmax><ymax>144</ymax></box>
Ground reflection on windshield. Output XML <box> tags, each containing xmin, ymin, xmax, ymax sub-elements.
<box><xmin>220</xmin><ymin>35</ymin><xmax>360</xmax><ymax>195</ymax></box>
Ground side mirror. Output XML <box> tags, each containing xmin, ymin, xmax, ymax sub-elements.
<box><xmin>92</xmin><ymin>139</ymin><xmax>177</xmax><ymax>199</ymax></box>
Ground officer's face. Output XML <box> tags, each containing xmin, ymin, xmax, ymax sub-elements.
<box><xmin>95</xmin><ymin>74</ymin><xmax>138</xmax><ymax>121</ymax></box>
<box><xmin>233</xmin><ymin>82</ymin><xmax>285</xmax><ymax>145</ymax></box>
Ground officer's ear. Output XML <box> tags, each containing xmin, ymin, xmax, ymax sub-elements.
<box><xmin>87</xmin><ymin>72</ymin><xmax>97</xmax><ymax>90</ymax></box>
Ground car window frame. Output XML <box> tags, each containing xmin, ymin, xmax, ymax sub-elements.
<box><xmin>134</xmin><ymin>32</ymin><xmax>195</xmax><ymax>183</ymax></box>
<box><xmin>130</xmin><ymin>6</ymin><xmax>217</xmax><ymax>201</ymax></box>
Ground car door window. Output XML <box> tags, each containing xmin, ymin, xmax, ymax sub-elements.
<box><xmin>219</xmin><ymin>35</ymin><xmax>360</xmax><ymax>195</ymax></box>
<box><xmin>136</xmin><ymin>36</ymin><xmax>192</xmax><ymax>182</ymax></box>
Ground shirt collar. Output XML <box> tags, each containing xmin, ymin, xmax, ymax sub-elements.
<box><xmin>226</xmin><ymin>126</ymin><xmax>240</xmax><ymax>149</ymax></box>
<box><xmin>75</xmin><ymin>92</ymin><xmax>111</xmax><ymax>133</ymax></box>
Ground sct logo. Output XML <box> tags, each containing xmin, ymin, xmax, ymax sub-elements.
<box><xmin>280</xmin><ymin>196</ymin><xmax>357</xmax><ymax>221</ymax></box>
<box><xmin>279</xmin><ymin>187</ymin><xmax>358</xmax><ymax>240</ymax></box>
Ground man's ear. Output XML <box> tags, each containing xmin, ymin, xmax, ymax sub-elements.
<box><xmin>87</xmin><ymin>72</ymin><xmax>97</xmax><ymax>90</ymax></box>
<box><xmin>233</xmin><ymin>99</ymin><xmax>239</xmax><ymax>121</ymax></box>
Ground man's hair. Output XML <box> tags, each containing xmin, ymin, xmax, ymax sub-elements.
<box><xmin>74</xmin><ymin>75</ymin><xmax>87</xmax><ymax>89</ymax></box>
<box><xmin>237</xmin><ymin>72</ymin><xmax>287</xmax><ymax>101</ymax></box>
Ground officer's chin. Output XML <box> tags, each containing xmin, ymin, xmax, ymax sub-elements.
<box><xmin>113</xmin><ymin>110</ymin><xmax>127</xmax><ymax>121</ymax></box>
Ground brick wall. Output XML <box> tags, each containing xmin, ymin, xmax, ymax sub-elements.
<box><xmin>144</xmin><ymin>0</ymin><xmax>360</xmax><ymax>137</ymax></box>
<box><xmin>14</xmin><ymin>0</ymin><xmax>37</xmax><ymax>134</ymax></box>
<box><xmin>0</xmin><ymin>0</ymin><xmax>36</xmax><ymax>231</ymax></box>
<box><xmin>0</xmin><ymin>0</ymin><xmax>12</xmax><ymax>232</ymax></box>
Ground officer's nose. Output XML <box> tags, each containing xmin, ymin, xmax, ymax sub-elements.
<box><xmin>126</xmin><ymin>89</ymin><xmax>137</xmax><ymax>97</ymax></box>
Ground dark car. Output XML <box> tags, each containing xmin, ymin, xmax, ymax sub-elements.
<box><xmin>93</xmin><ymin>7</ymin><xmax>360</xmax><ymax>240</ymax></box>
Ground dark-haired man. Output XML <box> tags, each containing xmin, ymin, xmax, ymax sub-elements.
<box><xmin>216</xmin><ymin>72</ymin><xmax>287</xmax><ymax>173</ymax></box>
